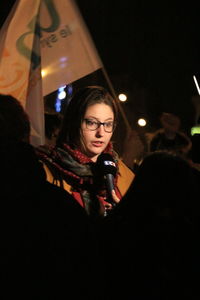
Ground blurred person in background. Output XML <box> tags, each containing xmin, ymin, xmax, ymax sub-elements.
<box><xmin>122</xmin><ymin>128</ymin><xmax>145</xmax><ymax>171</ymax></box>
<box><xmin>149</xmin><ymin>112</ymin><xmax>192</xmax><ymax>156</ymax></box>
<box><xmin>44</xmin><ymin>111</ymin><xmax>63</xmax><ymax>146</ymax></box>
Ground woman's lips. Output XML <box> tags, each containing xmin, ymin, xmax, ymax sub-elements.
<box><xmin>91</xmin><ymin>141</ymin><xmax>104</xmax><ymax>147</ymax></box>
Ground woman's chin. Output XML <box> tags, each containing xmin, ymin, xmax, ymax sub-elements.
<box><xmin>87</xmin><ymin>151</ymin><xmax>102</xmax><ymax>162</ymax></box>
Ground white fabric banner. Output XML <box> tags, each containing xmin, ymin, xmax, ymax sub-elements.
<box><xmin>0</xmin><ymin>0</ymin><xmax>44</xmax><ymax>146</ymax></box>
<box><xmin>40</xmin><ymin>0</ymin><xmax>102</xmax><ymax>95</ymax></box>
<box><xmin>0</xmin><ymin>0</ymin><xmax>102</xmax><ymax>146</ymax></box>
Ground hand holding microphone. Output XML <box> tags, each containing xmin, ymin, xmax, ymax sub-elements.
<box><xmin>110</xmin><ymin>189</ymin><xmax>120</xmax><ymax>204</ymax></box>
<box><xmin>96</xmin><ymin>153</ymin><xmax>120</xmax><ymax>206</ymax></box>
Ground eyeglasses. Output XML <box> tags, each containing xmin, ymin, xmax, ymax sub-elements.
<box><xmin>84</xmin><ymin>118</ymin><xmax>116</xmax><ymax>133</ymax></box>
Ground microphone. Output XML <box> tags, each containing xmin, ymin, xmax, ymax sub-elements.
<box><xmin>96</xmin><ymin>153</ymin><xmax>117</xmax><ymax>199</ymax></box>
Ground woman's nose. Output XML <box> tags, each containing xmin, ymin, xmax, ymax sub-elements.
<box><xmin>95</xmin><ymin>124</ymin><xmax>104</xmax><ymax>136</ymax></box>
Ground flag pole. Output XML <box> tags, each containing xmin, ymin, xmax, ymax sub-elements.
<box><xmin>74</xmin><ymin>0</ymin><xmax>133</xmax><ymax>158</ymax></box>
<box><xmin>101</xmin><ymin>67</ymin><xmax>132</xmax><ymax>133</ymax></box>
<box><xmin>193</xmin><ymin>75</ymin><xmax>200</xmax><ymax>95</ymax></box>
<box><xmin>73</xmin><ymin>0</ymin><xmax>132</xmax><ymax>133</ymax></box>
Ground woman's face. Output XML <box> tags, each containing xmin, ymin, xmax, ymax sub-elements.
<box><xmin>81</xmin><ymin>103</ymin><xmax>114</xmax><ymax>162</ymax></box>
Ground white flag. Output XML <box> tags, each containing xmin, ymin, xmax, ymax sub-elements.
<box><xmin>0</xmin><ymin>0</ymin><xmax>103</xmax><ymax>145</ymax></box>
<box><xmin>0</xmin><ymin>0</ymin><xmax>44</xmax><ymax>146</ymax></box>
<box><xmin>40</xmin><ymin>0</ymin><xmax>102</xmax><ymax>96</ymax></box>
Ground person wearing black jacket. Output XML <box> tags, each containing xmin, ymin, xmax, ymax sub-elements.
<box><xmin>0</xmin><ymin>94</ymin><xmax>104</xmax><ymax>299</ymax></box>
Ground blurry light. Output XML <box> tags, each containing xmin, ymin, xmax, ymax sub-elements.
<box><xmin>55</xmin><ymin>98</ymin><xmax>61</xmax><ymax>112</ymax></box>
<box><xmin>137</xmin><ymin>118</ymin><xmax>147</xmax><ymax>127</ymax></box>
<box><xmin>58</xmin><ymin>85</ymin><xmax>66</xmax><ymax>91</ymax></box>
<box><xmin>59</xmin><ymin>56</ymin><xmax>68</xmax><ymax>62</ymax></box>
<box><xmin>191</xmin><ymin>125</ymin><xmax>200</xmax><ymax>135</ymax></box>
<box><xmin>57</xmin><ymin>85</ymin><xmax>67</xmax><ymax>100</ymax></box>
<box><xmin>58</xmin><ymin>90</ymin><xmax>66</xmax><ymax>100</ymax></box>
<box><xmin>118</xmin><ymin>93</ymin><xmax>127</xmax><ymax>102</ymax></box>
<box><xmin>67</xmin><ymin>84</ymin><xmax>73</xmax><ymax>96</ymax></box>
<box><xmin>41</xmin><ymin>69</ymin><xmax>47</xmax><ymax>77</ymax></box>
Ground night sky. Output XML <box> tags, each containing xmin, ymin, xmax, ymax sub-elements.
<box><xmin>76</xmin><ymin>1</ymin><xmax>200</xmax><ymax>131</ymax></box>
<box><xmin>1</xmin><ymin>1</ymin><xmax>200</xmax><ymax>132</ymax></box>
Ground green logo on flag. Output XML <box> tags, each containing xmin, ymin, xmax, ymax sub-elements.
<box><xmin>16</xmin><ymin>0</ymin><xmax>60</xmax><ymax>70</ymax></box>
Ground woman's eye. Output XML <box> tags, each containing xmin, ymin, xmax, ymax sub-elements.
<box><xmin>106</xmin><ymin>122</ymin><xmax>113</xmax><ymax>128</ymax></box>
<box><xmin>88</xmin><ymin>120</ymin><xmax>95</xmax><ymax>125</ymax></box>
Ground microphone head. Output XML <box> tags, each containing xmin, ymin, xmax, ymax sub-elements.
<box><xmin>96</xmin><ymin>153</ymin><xmax>117</xmax><ymax>177</ymax></box>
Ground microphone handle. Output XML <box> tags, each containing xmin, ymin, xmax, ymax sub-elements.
<box><xmin>105</xmin><ymin>174</ymin><xmax>115</xmax><ymax>195</ymax></box>
<box><xmin>105</xmin><ymin>174</ymin><xmax>117</xmax><ymax>206</ymax></box>
<box><xmin>103</xmin><ymin>174</ymin><xmax>117</xmax><ymax>216</ymax></box>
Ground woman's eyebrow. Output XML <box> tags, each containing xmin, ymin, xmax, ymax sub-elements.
<box><xmin>85</xmin><ymin>116</ymin><xmax>114</xmax><ymax>121</ymax></box>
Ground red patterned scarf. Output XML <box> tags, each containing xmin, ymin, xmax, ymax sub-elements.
<box><xmin>36</xmin><ymin>142</ymin><xmax>119</xmax><ymax>216</ymax></box>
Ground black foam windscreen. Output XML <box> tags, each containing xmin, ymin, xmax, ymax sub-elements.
<box><xmin>96</xmin><ymin>153</ymin><xmax>117</xmax><ymax>177</ymax></box>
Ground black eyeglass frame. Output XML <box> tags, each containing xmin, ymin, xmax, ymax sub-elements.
<box><xmin>83</xmin><ymin>118</ymin><xmax>116</xmax><ymax>133</ymax></box>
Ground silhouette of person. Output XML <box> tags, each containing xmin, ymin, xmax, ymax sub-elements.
<box><xmin>0</xmin><ymin>94</ymin><xmax>105</xmax><ymax>299</ymax></box>
<box><xmin>99</xmin><ymin>150</ymin><xmax>200</xmax><ymax>299</ymax></box>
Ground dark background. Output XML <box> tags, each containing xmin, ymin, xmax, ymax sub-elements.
<box><xmin>1</xmin><ymin>1</ymin><xmax>200</xmax><ymax>133</ymax></box>
<box><xmin>76</xmin><ymin>1</ymin><xmax>200</xmax><ymax>133</ymax></box>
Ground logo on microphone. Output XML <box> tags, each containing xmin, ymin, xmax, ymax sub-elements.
<box><xmin>104</xmin><ymin>160</ymin><xmax>116</xmax><ymax>167</ymax></box>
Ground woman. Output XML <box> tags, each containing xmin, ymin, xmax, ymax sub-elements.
<box><xmin>37</xmin><ymin>86</ymin><xmax>134</xmax><ymax>217</ymax></box>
